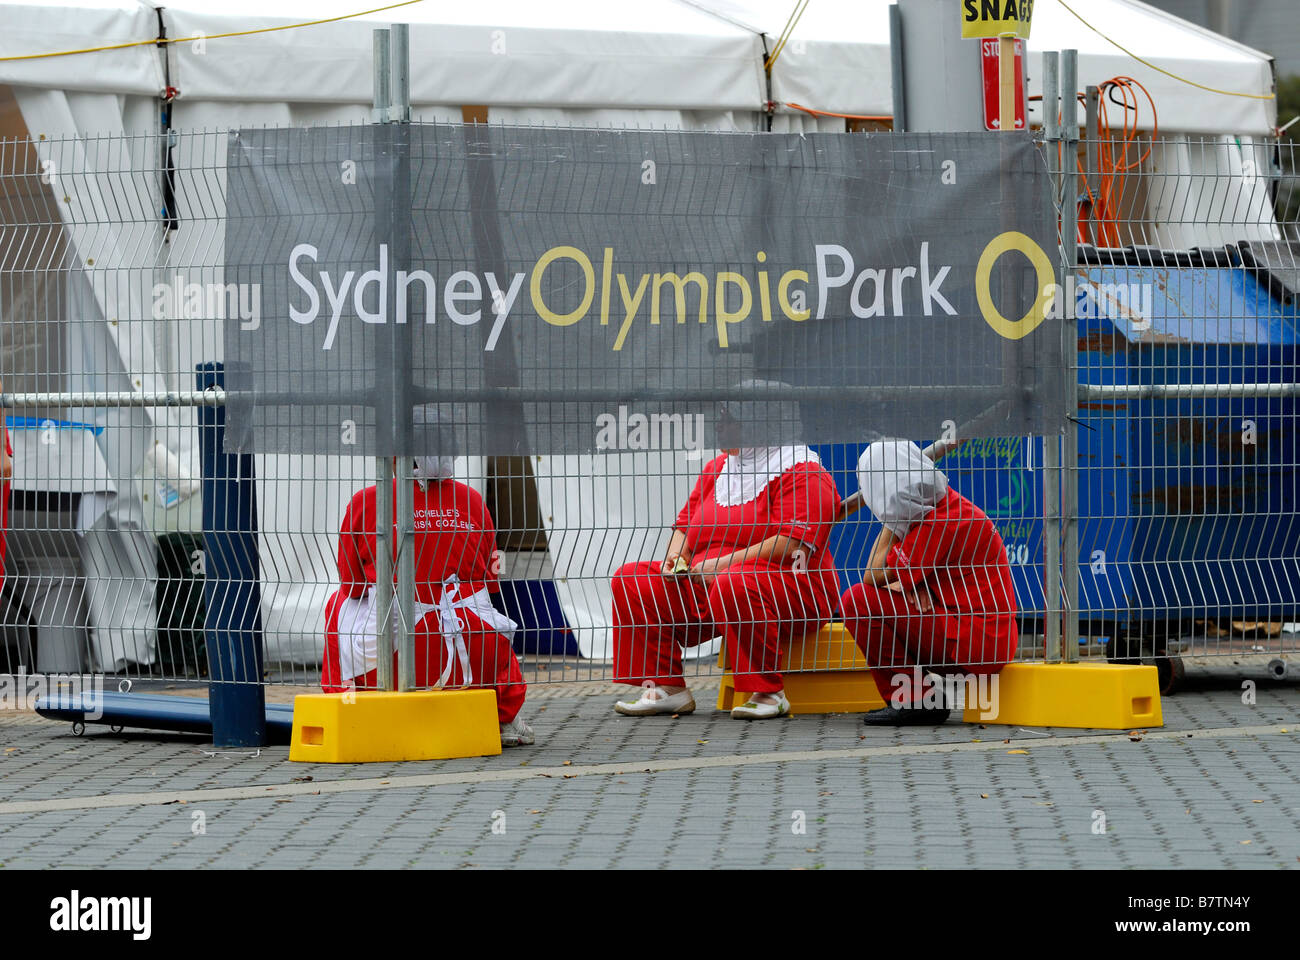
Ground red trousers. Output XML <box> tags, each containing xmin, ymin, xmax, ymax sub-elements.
<box><xmin>320</xmin><ymin>589</ymin><xmax>527</xmax><ymax>723</ymax></box>
<box><xmin>840</xmin><ymin>582</ymin><xmax>1010</xmax><ymax>705</ymax></box>
<box><xmin>612</xmin><ymin>559</ymin><xmax>836</xmax><ymax>694</ymax></box>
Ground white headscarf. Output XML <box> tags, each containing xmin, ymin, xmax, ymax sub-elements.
<box><xmin>413</xmin><ymin>456</ymin><xmax>455</xmax><ymax>490</ymax></box>
<box><xmin>410</xmin><ymin>404</ymin><xmax>455</xmax><ymax>490</ymax></box>
<box><xmin>714</xmin><ymin>445</ymin><xmax>821</xmax><ymax>508</ymax></box>
<box><xmin>857</xmin><ymin>440</ymin><xmax>948</xmax><ymax>538</ymax></box>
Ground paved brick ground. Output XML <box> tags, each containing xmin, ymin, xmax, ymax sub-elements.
<box><xmin>0</xmin><ymin>670</ymin><xmax>1297</xmax><ymax>869</ymax></box>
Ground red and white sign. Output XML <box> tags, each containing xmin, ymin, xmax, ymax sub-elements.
<box><xmin>981</xmin><ymin>37</ymin><xmax>1026</xmax><ymax>131</ymax></box>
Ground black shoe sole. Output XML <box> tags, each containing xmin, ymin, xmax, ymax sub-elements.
<box><xmin>862</xmin><ymin>707</ymin><xmax>951</xmax><ymax>726</ymax></box>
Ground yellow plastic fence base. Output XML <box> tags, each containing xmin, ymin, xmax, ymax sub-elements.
<box><xmin>289</xmin><ymin>690</ymin><xmax>502</xmax><ymax>763</ymax></box>
<box><xmin>716</xmin><ymin>622</ymin><xmax>887</xmax><ymax>715</ymax></box>
<box><xmin>962</xmin><ymin>662</ymin><xmax>1163</xmax><ymax>730</ymax></box>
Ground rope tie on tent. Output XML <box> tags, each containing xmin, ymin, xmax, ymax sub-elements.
<box><xmin>765</xmin><ymin>0</ymin><xmax>809</xmax><ymax>71</ymax></box>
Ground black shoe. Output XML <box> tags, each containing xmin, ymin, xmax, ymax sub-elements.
<box><xmin>862</xmin><ymin>705</ymin><xmax>951</xmax><ymax>726</ymax></box>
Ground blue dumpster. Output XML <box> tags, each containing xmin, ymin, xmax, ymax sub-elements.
<box><xmin>1073</xmin><ymin>246</ymin><xmax>1300</xmax><ymax>636</ymax></box>
<box><xmin>821</xmin><ymin>245</ymin><xmax>1300</xmax><ymax>652</ymax></box>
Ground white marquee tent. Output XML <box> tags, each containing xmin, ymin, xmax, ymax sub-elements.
<box><xmin>0</xmin><ymin>0</ymin><xmax>1282</xmax><ymax>663</ymax></box>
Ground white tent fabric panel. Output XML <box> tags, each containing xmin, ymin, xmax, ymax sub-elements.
<box><xmin>160</xmin><ymin>0</ymin><xmax>765</xmax><ymax>111</ymax></box>
<box><xmin>14</xmin><ymin>87</ymin><xmax>172</xmax><ymax>426</ymax></box>
<box><xmin>533</xmin><ymin>451</ymin><xmax>702</xmax><ymax>659</ymax></box>
<box><xmin>1145</xmin><ymin>135</ymin><xmax>1281</xmax><ymax>249</ymax></box>
<box><xmin>0</xmin><ymin>1</ymin><xmax>160</xmax><ymax>96</ymax></box>
<box><xmin>64</xmin><ymin>267</ymin><xmax>159</xmax><ymax>671</ymax></box>
<box><xmin>11</xmin><ymin>86</ymin><xmax>168</xmax><ymax>668</ymax></box>
<box><xmin>487</xmin><ymin>106</ymin><xmax>758</xmax><ymax>131</ymax></box>
<box><xmin>684</xmin><ymin>0</ymin><xmax>895</xmax><ymax>116</ymax></box>
<box><xmin>768</xmin><ymin>112</ymin><xmax>843</xmax><ymax>134</ymax></box>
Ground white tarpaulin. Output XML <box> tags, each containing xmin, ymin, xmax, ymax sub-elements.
<box><xmin>0</xmin><ymin>1</ymin><xmax>160</xmax><ymax>95</ymax></box>
<box><xmin>161</xmin><ymin>0</ymin><xmax>764</xmax><ymax>111</ymax></box>
<box><xmin>1146</xmin><ymin>135</ymin><xmax>1281</xmax><ymax>249</ymax></box>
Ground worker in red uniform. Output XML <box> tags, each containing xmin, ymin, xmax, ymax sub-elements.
<box><xmin>611</xmin><ymin>387</ymin><xmax>841</xmax><ymax>720</ymax></box>
<box><xmin>321</xmin><ymin>455</ymin><xmax>533</xmax><ymax>747</ymax></box>
<box><xmin>841</xmin><ymin>440</ymin><xmax>1017</xmax><ymax>725</ymax></box>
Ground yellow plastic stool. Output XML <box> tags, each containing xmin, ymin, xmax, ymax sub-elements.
<box><xmin>716</xmin><ymin>622</ymin><xmax>886</xmax><ymax>714</ymax></box>
<box><xmin>289</xmin><ymin>690</ymin><xmax>502</xmax><ymax>763</ymax></box>
<box><xmin>961</xmin><ymin>661</ymin><xmax>1163</xmax><ymax>729</ymax></box>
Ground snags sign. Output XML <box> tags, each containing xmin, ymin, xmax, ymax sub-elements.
<box><xmin>961</xmin><ymin>0</ymin><xmax>1034</xmax><ymax>39</ymax></box>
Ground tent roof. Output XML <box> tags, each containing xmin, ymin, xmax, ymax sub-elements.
<box><xmin>161</xmin><ymin>0</ymin><xmax>764</xmax><ymax>111</ymax></box>
<box><xmin>0</xmin><ymin>0</ymin><xmax>1277</xmax><ymax>134</ymax></box>
<box><xmin>0</xmin><ymin>2</ymin><xmax>160</xmax><ymax>96</ymax></box>
<box><xmin>685</xmin><ymin>0</ymin><xmax>1276</xmax><ymax>135</ymax></box>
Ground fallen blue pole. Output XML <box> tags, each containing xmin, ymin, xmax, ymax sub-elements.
<box><xmin>33</xmin><ymin>692</ymin><xmax>293</xmax><ymax>744</ymax></box>
<box><xmin>197</xmin><ymin>362</ymin><xmax>266</xmax><ymax>747</ymax></box>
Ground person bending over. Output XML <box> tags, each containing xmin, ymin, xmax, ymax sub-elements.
<box><xmin>840</xmin><ymin>440</ymin><xmax>1017</xmax><ymax>726</ymax></box>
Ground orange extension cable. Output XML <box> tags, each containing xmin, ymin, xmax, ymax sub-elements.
<box><xmin>1074</xmin><ymin>76</ymin><xmax>1158</xmax><ymax>247</ymax></box>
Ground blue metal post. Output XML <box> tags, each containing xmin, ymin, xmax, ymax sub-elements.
<box><xmin>196</xmin><ymin>362</ymin><xmax>266</xmax><ymax>746</ymax></box>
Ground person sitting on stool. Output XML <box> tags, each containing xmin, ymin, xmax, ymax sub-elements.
<box><xmin>320</xmin><ymin>454</ymin><xmax>533</xmax><ymax>748</ymax></box>
<box><xmin>840</xmin><ymin>440</ymin><xmax>1017</xmax><ymax>725</ymax></box>
<box><xmin>610</xmin><ymin>385</ymin><xmax>841</xmax><ymax>720</ymax></box>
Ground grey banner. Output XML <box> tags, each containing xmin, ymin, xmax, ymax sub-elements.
<box><xmin>224</xmin><ymin>124</ymin><xmax>1063</xmax><ymax>456</ymax></box>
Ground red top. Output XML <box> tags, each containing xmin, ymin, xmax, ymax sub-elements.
<box><xmin>886</xmin><ymin>488</ymin><xmax>1018</xmax><ymax>651</ymax></box>
<box><xmin>676</xmin><ymin>455</ymin><xmax>841</xmax><ymax>599</ymax></box>
<box><xmin>337</xmin><ymin>478</ymin><xmax>499</xmax><ymax>604</ymax></box>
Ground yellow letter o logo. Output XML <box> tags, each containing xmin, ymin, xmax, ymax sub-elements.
<box><xmin>531</xmin><ymin>245</ymin><xmax>594</xmax><ymax>327</ymax></box>
<box><xmin>975</xmin><ymin>232</ymin><xmax>1054</xmax><ymax>340</ymax></box>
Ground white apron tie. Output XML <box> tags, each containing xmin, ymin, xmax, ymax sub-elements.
<box><xmin>435</xmin><ymin>579</ymin><xmax>474</xmax><ymax>688</ymax></box>
<box><xmin>339</xmin><ymin>576</ymin><xmax>518</xmax><ymax>687</ymax></box>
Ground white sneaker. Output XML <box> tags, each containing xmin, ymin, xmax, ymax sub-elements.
<box><xmin>500</xmin><ymin>717</ymin><xmax>535</xmax><ymax>747</ymax></box>
<box><xmin>614</xmin><ymin>687</ymin><xmax>696</xmax><ymax>716</ymax></box>
<box><xmin>730</xmin><ymin>691</ymin><xmax>791</xmax><ymax>720</ymax></box>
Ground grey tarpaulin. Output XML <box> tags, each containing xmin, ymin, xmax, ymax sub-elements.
<box><xmin>224</xmin><ymin>124</ymin><xmax>1062</xmax><ymax>455</ymax></box>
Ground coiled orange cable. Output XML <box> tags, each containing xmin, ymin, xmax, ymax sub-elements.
<box><xmin>1075</xmin><ymin>76</ymin><xmax>1158</xmax><ymax>247</ymax></box>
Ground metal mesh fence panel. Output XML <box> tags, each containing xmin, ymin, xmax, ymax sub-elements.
<box><xmin>1070</xmin><ymin>133</ymin><xmax>1300</xmax><ymax>688</ymax></box>
<box><xmin>1</xmin><ymin>117</ymin><xmax>1293</xmax><ymax>716</ymax></box>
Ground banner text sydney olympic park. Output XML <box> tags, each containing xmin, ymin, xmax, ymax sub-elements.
<box><xmin>223</xmin><ymin>125</ymin><xmax>1062</xmax><ymax>456</ymax></box>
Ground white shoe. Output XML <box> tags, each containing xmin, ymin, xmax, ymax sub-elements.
<box><xmin>730</xmin><ymin>691</ymin><xmax>791</xmax><ymax>720</ymax></box>
<box><xmin>500</xmin><ymin>717</ymin><xmax>535</xmax><ymax>747</ymax></box>
<box><xmin>614</xmin><ymin>687</ymin><xmax>696</xmax><ymax>716</ymax></box>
